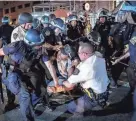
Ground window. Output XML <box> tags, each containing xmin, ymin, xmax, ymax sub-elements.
<box><xmin>25</xmin><ymin>3</ymin><xmax>30</xmax><ymax>8</ymax></box>
<box><xmin>11</xmin><ymin>7</ymin><xmax>15</xmax><ymax>13</ymax></box>
<box><xmin>18</xmin><ymin>5</ymin><xmax>23</xmax><ymax>9</ymax></box>
<box><xmin>35</xmin><ymin>8</ymin><xmax>43</xmax><ymax>12</ymax></box>
<box><xmin>3</xmin><ymin>2</ymin><xmax>9</xmax><ymax>6</ymax></box>
<box><xmin>12</xmin><ymin>19</ymin><xmax>16</xmax><ymax>22</ymax></box>
<box><xmin>5</xmin><ymin>9</ymin><xmax>9</xmax><ymax>14</ymax></box>
<box><xmin>33</xmin><ymin>1</ymin><xmax>41</xmax><ymax>5</ymax></box>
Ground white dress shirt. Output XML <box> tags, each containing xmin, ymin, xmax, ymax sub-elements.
<box><xmin>68</xmin><ymin>54</ymin><xmax>110</xmax><ymax>94</ymax></box>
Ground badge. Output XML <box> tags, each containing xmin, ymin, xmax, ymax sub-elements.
<box><xmin>130</xmin><ymin>36</ymin><xmax>136</xmax><ymax>45</ymax></box>
<box><xmin>73</xmin><ymin>68</ymin><xmax>80</xmax><ymax>75</ymax></box>
<box><xmin>45</xmin><ymin>30</ymin><xmax>50</xmax><ymax>36</ymax></box>
<box><xmin>13</xmin><ymin>33</ymin><xmax>18</xmax><ymax>40</ymax></box>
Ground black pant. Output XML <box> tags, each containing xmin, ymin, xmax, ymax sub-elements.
<box><xmin>126</xmin><ymin>64</ymin><xmax>136</xmax><ymax>92</ymax></box>
<box><xmin>21</xmin><ymin>67</ymin><xmax>50</xmax><ymax>106</ymax></box>
<box><xmin>6</xmin><ymin>88</ymin><xmax>15</xmax><ymax>104</ymax></box>
<box><xmin>111</xmin><ymin>59</ymin><xmax>129</xmax><ymax>83</ymax></box>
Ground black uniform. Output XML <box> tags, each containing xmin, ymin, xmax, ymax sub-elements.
<box><xmin>67</xmin><ymin>22</ymin><xmax>83</xmax><ymax>40</ymax></box>
<box><xmin>0</xmin><ymin>24</ymin><xmax>15</xmax><ymax>111</ymax></box>
<box><xmin>110</xmin><ymin>22</ymin><xmax>133</xmax><ymax>84</ymax></box>
<box><xmin>93</xmin><ymin>21</ymin><xmax>112</xmax><ymax>57</ymax></box>
<box><xmin>0</xmin><ymin>24</ymin><xmax>14</xmax><ymax>45</ymax></box>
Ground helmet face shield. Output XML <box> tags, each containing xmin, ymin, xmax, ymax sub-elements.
<box><xmin>24</xmin><ymin>29</ymin><xmax>45</xmax><ymax>46</ymax></box>
<box><xmin>2</xmin><ymin>16</ymin><xmax>10</xmax><ymax>24</ymax></box>
<box><xmin>115</xmin><ymin>11</ymin><xmax>127</xmax><ymax>23</ymax></box>
<box><xmin>51</xmin><ymin>18</ymin><xmax>66</xmax><ymax>33</ymax></box>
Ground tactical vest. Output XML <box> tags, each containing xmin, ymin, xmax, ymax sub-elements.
<box><xmin>5</xmin><ymin>48</ymin><xmax>43</xmax><ymax>73</ymax></box>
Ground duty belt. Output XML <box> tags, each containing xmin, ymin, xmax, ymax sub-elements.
<box><xmin>81</xmin><ymin>87</ymin><xmax>109</xmax><ymax>108</ymax></box>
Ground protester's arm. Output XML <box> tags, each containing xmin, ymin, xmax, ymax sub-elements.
<box><xmin>44</xmin><ymin>59</ymin><xmax>59</xmax><ymax>87</ymax></box>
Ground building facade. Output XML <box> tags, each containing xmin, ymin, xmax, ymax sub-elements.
<box><xmin>0</xmin><ymin>1</ymin><xmax>121</xmax><ymax>25</ymax></box>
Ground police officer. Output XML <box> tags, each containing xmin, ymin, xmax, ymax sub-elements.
<box><xmin>93</xmin><ymin>10</ymin><xmax>111</xmax><ymax>58</ymax></box>
<box><xmin>40</xmin><ymin>15</ymin><xmax>60</xmax><ymax>55</ymax></box>
<box><xmin>32</xmin><ymin>18</ymin><xmax>43</xmax><ymax>32</ymax></box>
<box><xmin>109</xmin><ymin>11</ymin><xmax>131</xmax><ymax>87</ymax></box>
<box><xmin>51</xmin><ymin>18</ymin><xmax>66</xmax><ymax>46</ymax></box>
<box><xmin>0</xmin><ymin>16</ymin><xmax>14</xmax><ymax>45</ymax></box>
<box><xmin>0</xmin><ymin>29</ymin><xmax>59</xmax><ymax>121</ymax></box>
<box><xmin>67</xmin><ymin>14</ymin><xmax>83</xmax><ymax>40</ymax></box>
<box><xmin>0</xmin><ymin>16</ymin><xmax>17</xmax><ymax>112</ymax></box>
<box><xmin>41</xmin><ymin>15</ymin><xmax>50</xmax><ymax>28</ymax></box>
<box><xmin>11</xmin><ymin>12</ymin><xmax>33</xmax><ymax>43</ymax></box>
<box><xmin>49</xmin><ymin>14</ymin><xmax>56</xmax><ymax>23</ymax></box>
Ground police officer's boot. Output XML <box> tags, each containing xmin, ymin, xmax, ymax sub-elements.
<box><xmin>4</xmin><ymin>103</ymin><xmax>19</xmax><ymax>112</ymax></box>
<box><xmin>4</xmin><ymin>89</ymin><xmax>19</xmax><ymax>112</ymax></box>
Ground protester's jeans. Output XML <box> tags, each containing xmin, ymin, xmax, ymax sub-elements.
<box><xmin>47</xmin><ymin>76</ymin><xmax>67</xmax><ymax>87</ymax></box>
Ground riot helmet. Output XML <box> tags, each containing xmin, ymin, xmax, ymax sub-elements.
<box><xmin>18</xmin><ymin>12</ymin><xmax>33</xmax><ymax>25</ymax></box>
<box><xmin>24</xmin><ymin>29</ymin><xmax>45</xmax><ymax>46</ymax></box>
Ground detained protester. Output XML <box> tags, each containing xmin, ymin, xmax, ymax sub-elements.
<box><xmin>47</xmin><ymin>44</ymin><xmax>80</xmax><ymax>88</ymax></box>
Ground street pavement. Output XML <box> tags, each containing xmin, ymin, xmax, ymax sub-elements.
<box><xmin>0</xmin><ymin>72</ymin><xmax>134</xmax><ymax>121</ymax></box>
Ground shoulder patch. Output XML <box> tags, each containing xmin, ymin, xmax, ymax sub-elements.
<box><xmin>13</xmin><ymin>33</ymin><xmax>18</xmax><ymax>40</ymax></box>
<box><xmin>45</xmin><ymin>30</ymin><xmax>51</xmax><ymax>36</ymax></box>
<box><xmin>130</xmin><ymin>36</ymin><xmax>136</xmax><ymax>45</ymax></box>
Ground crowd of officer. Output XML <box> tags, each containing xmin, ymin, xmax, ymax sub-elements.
<box><xmin>0</xmin><ymin>2</ymin><xmax>136</xmax><ymax>121</ymax></box>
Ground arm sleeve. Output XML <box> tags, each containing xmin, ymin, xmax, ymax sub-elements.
<box><xmin>42</xmin><ymin>54</ymin><xmax>49</xmax><ymax>62</ymax></box>
<box><xmin>68</xmin><ymin>63</ymin><xmax>94</xmax><ymax>84</ymax></box>
<box><xmin>11</xmin><ymin>28</ymin><xmax>20</xmax><ymax>43</ymax></box>
<box><xmin>3</xmin><ymin>42</ymin><xmax>17</xmax><ymax>55</ymax></box>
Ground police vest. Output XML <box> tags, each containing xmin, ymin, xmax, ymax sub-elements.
<box><xmin>6</xmin><ymin>48</ymin><xmax>43</xmax><ymax>73</ymax></box>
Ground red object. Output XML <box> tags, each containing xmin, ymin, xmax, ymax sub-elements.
<box><xmin>54</xmin><ymin>9</ymin><xmax>68</xmax><ymax>18</ymax></box>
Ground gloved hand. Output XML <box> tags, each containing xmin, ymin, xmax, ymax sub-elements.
<box><xmin>111</xmin><ymin>58</ymin><xmax>120</xmax><ymax>65</ymax></box>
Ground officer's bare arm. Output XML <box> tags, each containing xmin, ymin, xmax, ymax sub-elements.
<box><xmin>0</xmin><ymin>48</ymin><xmax>5</xmax><ymax>56</ymax></box>
<box><xmin>45</xmin><ymin>60</ymin><xmax>59</xmax><ymax>86</ymax></box>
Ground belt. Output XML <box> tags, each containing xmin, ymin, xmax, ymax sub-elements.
<box><xmin>82</xmin><ymin>87</ymin><xmax>103</xmax><ymax>100</ymax></box>
<box><xmin>82</xmin><ymin>87</ymin><xmax>109</xmax><ymax>108</ymax></box>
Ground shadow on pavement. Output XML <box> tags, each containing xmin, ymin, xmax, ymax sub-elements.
<box><xmin>85</xmin><ymin>92</ymin><xmax>133</xmax><ymax>116</ymax></box>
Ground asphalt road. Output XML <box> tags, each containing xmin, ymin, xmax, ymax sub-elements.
<box><xmin>0</xmin><ymin>72</ymin><xmax>134</xmax><ymax>121</ymax></box>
